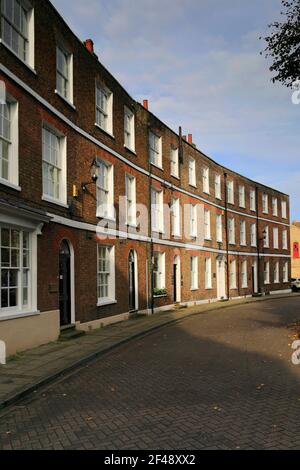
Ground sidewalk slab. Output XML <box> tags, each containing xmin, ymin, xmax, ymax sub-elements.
<box><xmin>0</xmin><ymin>292</ymin><xmax>299</xmax><ymax>411</ymax></box>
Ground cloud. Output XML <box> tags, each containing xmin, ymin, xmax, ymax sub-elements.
<box><xmin>52</xmin><ymin>0</ymin><xmax>300</xmax><ymax>218</ymax></box>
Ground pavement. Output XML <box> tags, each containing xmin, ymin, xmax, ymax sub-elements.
<box><xmin>0</xmin><ymin>293</ymin><xmax>299</xmax><ymax>414</ymax></box>
<box><xmin>1</xmin><ymin>294</ymin><xmax>300</xmax><ymax>449</ymax></box>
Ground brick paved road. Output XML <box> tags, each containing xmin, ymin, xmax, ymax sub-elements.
<box><xmin>1</xmin><ymin>297</ymin><xmax>300</xmax><ymax>450</ymax></box>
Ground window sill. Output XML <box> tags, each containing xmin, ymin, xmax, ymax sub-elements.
<box><xmin>172</xmin><ymin>233</ymin><xmax>181</xmax><ymax>238</ymax></box>
<box><xmin>0</xmin><ymin>178</ymin><xmax>21</xmax><ymax>192</ymax></box>
<box><xmin>205</xmin><ymin>287</ymin><xmax>213</xmax><ymax>290</ymax></box>
<box><xmin>95</xmin><ymin>123</ymin><xmax>115</xmax><ymax>139</ymax></box>
<box><xmin>189</xmin><ymin>183</ymin><xmax>197</xmax><ymax>189</ymax></box>
<box><xmin>42</xmin><ymin>195</ymin><xmax>69</xmax><ymax>209</ymax></box>
<box><xmin>0</xmin><ymin>39</ymin><xmax>37</xmax><ymax>75</ymax></box>
<box><xmin>0</xmin><ymin>310</ymin><xmax>40</xmax><ymax>322</ymax></box>
<box><xmin>203</xmin><ymin>191</ymin><xmax>210</xmax><ymax>196</ymax></box>
<box><xmin>190</xmin><ymin>288</ymin><xmax>199</xmax><ymax>292</ymax></box>
<box><xmin>55</xmin><ymin>90</ymin><xmax>76</xmax><ymax>110</ymax></box>
<box><xmin>97</xmin><ymin>299</ymin><xmax>117</xmax><ymax>307</ymax></box>
<box><xmin>124</xmin><ymin>145</ymin><xmax>136</xmax><ymax>156</ymax></box>
<box><xmin>151</xmin><ymin>162</ymin><xmax>164</xmax><ymax>171</ymax></box>
<box><xmin>153</xmin><ymin>294</ymin><xmax>167</xmax><ymax>299</ymax></box>
<box><xmin>239</xmin><ymin>205</ymin><xmax>246</xmax><ymax>210</ymax></box>
<box><xmin>126</xmin><ymin>222</ymin><xmax>138</xmax><ymax>229</ymax></box>
<box><xmin>205</xmin><ymin>238</ymin><xmax>212</xmax><ymax>242</ymax></box>
<box><xmin>170</xmin><ymin>174</ymin><xmax>180</xmax><ymax>180</ymax></box>
<box><xmin>97</xmin><ymin>215</ymin><xmax>116</xmax><ymax>223</ymax></box>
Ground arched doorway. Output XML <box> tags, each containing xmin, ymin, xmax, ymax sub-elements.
<box><xmin>216</xmin><ymin>255</ymin><xmax>226</xmax><ymax>300</ymax></box>
<box><xmin>173</xmin><ymin>256</ymin><xmax>181</xmax><ymax>303</ymax></box>
<box><xmin>59</xmin><ymin>240</ymin><xmax>74</xmax><ymax>327</ymax></box>
<box><xmin>128</xmin><ymin>250</ymin><xmax>138</xmax><ymax>312</ymax></box>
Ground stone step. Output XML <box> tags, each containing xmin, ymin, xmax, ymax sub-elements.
<box><xmin>59</xmin><ymin>327</ymin><xmax>85</xmax><ymax>342</ymax></box>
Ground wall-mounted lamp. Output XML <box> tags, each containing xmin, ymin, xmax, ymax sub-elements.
<box><xmin>81</xmin><ymin>159</ymin><xmax>99</xmax><ymax>192</ymax></box>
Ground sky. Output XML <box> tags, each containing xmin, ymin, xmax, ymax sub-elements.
<box><xmin>52</xmin><ymin>0</ymin><xmax>300</xmax><ymax>220</ymax></box>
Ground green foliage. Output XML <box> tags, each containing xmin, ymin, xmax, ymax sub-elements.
<box><xmin>153</xmin><ymin>288</ymin><xmax>167</xmax><ymax>297</ymax></box>
<box><xmin>262</xmin><ymin>0</ymin><xmax>300</xmax><ymax>87</ymax></box>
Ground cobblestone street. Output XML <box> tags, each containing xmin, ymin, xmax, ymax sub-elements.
<box><xmin>1</xmin><ymin>297</ymin><xmax>300</xmax><ymax>450</ymax></box>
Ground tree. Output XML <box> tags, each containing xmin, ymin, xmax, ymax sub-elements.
<box><xmin>262</xmin><ymin>0</ymin><xmax>300</xmax><ymax>87</ymax></box>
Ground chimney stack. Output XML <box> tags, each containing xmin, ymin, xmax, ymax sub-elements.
<box><xmin>143</xmin><ymin>100</ymin><xmax>149</xmax><ymax>110</ymax></box>
<box><xmin>85</xmin><ymin>39</ymin><xmax>94</xmax><ymax>54</ymax></box>
<box><xmin>188</xmin><ymin>134</ymin><xmax>193</xmax><ymax>144</ymax></box>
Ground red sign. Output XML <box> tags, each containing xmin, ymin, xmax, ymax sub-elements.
<box><xmin>293</xmin><ymin>242</ymin><xmax>299</xmax><ymax>258</ymax></box>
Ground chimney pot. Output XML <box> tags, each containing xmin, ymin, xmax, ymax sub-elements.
<box><xmin>143</xmin><ymin>100</ymin><xmax>149</xmax><ymax>110</ymax></box>
<box><xmin>188</xmin><ymin>134</ymin><xmax>193</xmax><ymax>144</ymax></box>
<box><xmin>85</xmin><ymin>39</ymin><xmax>94</xmax><ymax>54</ymax></box>
<box><xmin>182</xmin><ymin>135</ymin><xmax>187</xmax><ymax>141</ymax></box>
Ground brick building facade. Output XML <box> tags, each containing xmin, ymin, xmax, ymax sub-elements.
<box><xmin>0</xmin><ymin>0</ymin><xmax>291</xmax><ymax>356</ymax></box>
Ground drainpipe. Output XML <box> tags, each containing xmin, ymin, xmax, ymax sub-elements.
<box><xmin>224</xmin><ymin>172</ymin><xmax>230</xmax><ymax>301</ymax></box>
<box><xmin>148</xmin><ymin>128</ymin><xmax>154</xmax><ymax>315</ymax></box>
<box><xmin>255</xmin><ymin>185</ymin><xmax>262</xmax><ymax>295</ymax></box>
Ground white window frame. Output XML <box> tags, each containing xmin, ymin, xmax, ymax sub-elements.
<box><xmin>149</xmin><ymin>132</ymin><xmax>162</xmax><ymax>168</ymax></box>
<box><xmin>151</xmin><ymin>188</ymin><xmax>164</xmax><ymax>233</ymax></box>
<box><xmin>202</xmin><ymin>167</ymin><xmax>209</xmax><ymax>194</ymax></box>
<box><xmin>230</xmin><ymin>260</ymin><xmax>237</xmax><ymax>289</ymax></box>
<box><xmin>0</xmin><ymin>95</ymin><xmax>19</xmax><ymax>189</ymax></box>
<box><xmin>272</xmin><ymin>197</ymin><xmax>278</xmax><ymax>217</ymax></box>
<box><xmin>250</xmin><ymin>223</ymin><xmax>257</xmax><ymax>247</ymax></box>
<box><xmin>96</xmin><ymin>159</ymin><xmax>115</xmax><ymax>220</ymax></box>
<box><xmin>95</xmin><ymin>83</ymin><xmax>113</xmax><ymax>135</ymax></box>
<box><xmin>171</xmin><ymin>197</ymin><xmax>181</xmax><ymax>237</ymax></box>
<box><xmin>190</xmin><ymin>256</ymin><xmax>199</xmax><ymax>290</ymax></box>
<box><xmin>205</xmin><ymin>257</ymin><xmax>212</xmax><ymax>289</ymax></box>
<box><xmin>263</xmin><ymin>226</ymin><xmax>269</xmax><ymax>248</ymax></box>
<box><xmin>124</xmin><ymin>106</ymin><xmax>135</xmax><ymax>152</ymax></box>
<box><xmin>282</xmin><ymin>229</ymin><xmax>288</xmax><ymax>250</ymax></box>
<box><xmin>215</xmin><ymin>174</ymin><xmax>221</xmax><ymax>200</ymax></box>
<box><xmin>0</xmin><ymin>225</ymin><xmax>34</xmax><ymax>316</ymax></box>
<box><xmin>239</xmin><ymin>185</ymin><xmax>245</xmax><ymax>208</ymax></box>
<box><xmin>188</xmin><ymin>157</ymin><xmax>196</xmax><ymax>187</ymax></box>
<box><xmin>250</xmin><ymin>188</ymin><xmax>256</xmax><ymax>212</ymax></box>
<box><xmin>228</xmin><ymin>218</ymin><xmax>235</xmax><ymax>245</ymax></box>
<box><xmin>153</xmin><ymin>252</ymin><xmax>165</xmax><ymax>290</ymax></box>
<box><xmin>0</xmin><ymin>0</ymin><xmax>35</xmax><ymax>69</ymax></box>
<box><xmin>273</xmin><ymin>261</ymin><xmax>280</xmax><ymax>284</ymax></box>
<box><xmin>204</xmin><ymin>209</ymin><xmax>211</xmax><ymax>240</ymax></box>
<box><xmin>273</xmin><ymin>227</ymin><xmax>279</xmax><ymax>249</ymax></box>
<box><xmin>170</xmin><ymin>147</ymin><xmax>179</xmax><ymax>178</ymax></box>
<box><xmin>190</xmin><ymin>204</ymin><xmax>198</xmax><ymax>238</ymax></box>
<box><xmin>283</xmin><ymin>261</ymin><xmax>289</xmax><ymax>283</ymax></box>
<box><xmin>56</xmin><ymin>45</ymin><xmax>73</xmax><ymax>104</ymax></box>
<box><xmin>241</xmin><ymin>260</ymin><xmax>248</xmax><ymax>288</ymax></box>
<box><xmin>240</xmin><ymin>220</ymin><xmax>246</xmax><ymax>246</ymax></box>
<box><xmin>264</xmin><ymin>261</ymin><xmax>270</xmax><ymax>285</ymax></box>
<box><xmin>97</xmin><ymin>245</ymin><xmax>116</xmax><ymax>306</ymax></box>
<box><xmin>227</xmin><ymin>180</ymin><xmax>234</xmax><ymax>205</ymax></box>
<box><xmin>262</xmin><ymin>193</ymin><xmax>268</xmax><ymax>214</ymax></box>
<box><xmin>42</xmin><ymin>125</ymin><xmax>67</xmax><ymax>207</ymax></box>
<box><xmin>216</xmin><ymin>214</ymin><xmax>223</xmax><ymax>243</ymax></box>
<box><xmin>281</xmin><ymin>201</ymin><xmax>287</xmax><ymax>219</ymax></box>
<box><xmin>125</xmin><ymin>174</ymin><xmax>136</xmax><ymax>227</ymax></box>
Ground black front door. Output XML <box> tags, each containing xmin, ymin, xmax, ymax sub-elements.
<box><xmin>252</xmin><ymin>266</ymin><xmax>255</xmax><ymax>294</ymax></box>
<box><xmin>59</xmin><ymin>241</ymin><xmax>71</xmax><ymax>326</ymax></box>
<box><xmin>173</xmin><ymin>263</ymin><xmax>177</xmax><ymax>302</ymax></box>
<box><xmin>129</xmin><ymin>251</ymin><xmax>136</xmax><ymax>311</ymax></box>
